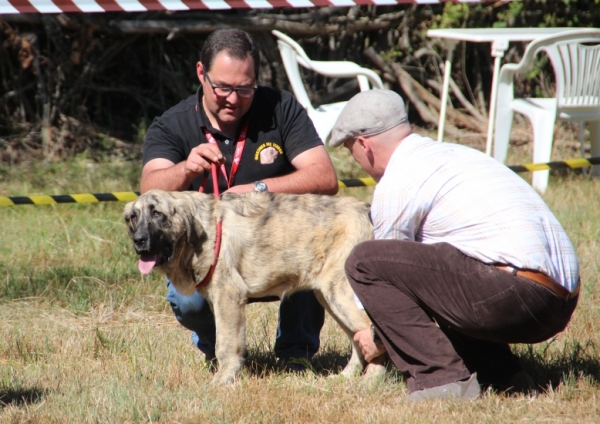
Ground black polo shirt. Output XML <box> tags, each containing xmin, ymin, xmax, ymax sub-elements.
<box><xmin>143</xmin><ymin>86</ymin><xmax>323</xmax><ymax>193</ymax></box>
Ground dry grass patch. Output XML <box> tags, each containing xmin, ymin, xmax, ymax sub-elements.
<box><xmin>1</xmin><ymin>286</ymin><xmax>599</xmax><ymax>422</ymax></box>
<box><xmin>0</xmin><ymin>145</ymin><xmax>599</xmax><ymax>422</ymax></box>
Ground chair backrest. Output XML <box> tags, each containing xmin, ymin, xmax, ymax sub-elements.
<box><xmin>272</xmin><ymin>30</ymin><xmax>313</xmax><ymax>69</ymax></box>
<box><xmin>271</xmin><ymin>30</ymin><xmax>384</xmax><ymax>112</ymax></box>
<box><xmin>272</xmin><ymin>31</ymin><xmax>315</xmax><ymax>112</ymax></box>
<box><xmin>524</xmin><ymin>29</ymin><xmax>600</xmax><ymax>112</ymax></box>
<box><xmin>543</xmin><ymin>39</ymin><xmax>600</xmax><ymax>109</ymax></box>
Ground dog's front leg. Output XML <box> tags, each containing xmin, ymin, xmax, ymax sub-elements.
<box><xmin>210</xmin><ymin>284</ymin><xmax>247</xmax><ymax>386</ymax></box>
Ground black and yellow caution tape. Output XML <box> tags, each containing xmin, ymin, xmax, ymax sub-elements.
<box><xmin>338</xmin><ymin>177</ymin><xmax>377</xmax><ymax>189</ymax></box>
<box><xmin>508</xmin><ymin>156</ymin><xmax>600</xmax><ymax>173</ymax></box>
<box><xmin>338</xmin><ymin>156</ymin><xmax>600</xmax><ymax>188</ymax></box>
<box><xmin>0</xmin><ymin>192</ymin><xmax>139</xmax><ymax>206</ymax></box>
<box><xmin>1</xmin><ymin>157</ymin><xmax>599</xmax><ymax>205</ymax></box>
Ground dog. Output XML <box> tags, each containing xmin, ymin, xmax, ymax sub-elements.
<box><xmin>124</xmin><ymin>189</ymin><xmax>385</xmax><ymax>385</ymax></box>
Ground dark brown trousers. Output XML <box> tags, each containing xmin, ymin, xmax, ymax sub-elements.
<box><xmin>345</xmin><ymin>240</ymin><xmax>578</xmax><ymax>392</ymax></box>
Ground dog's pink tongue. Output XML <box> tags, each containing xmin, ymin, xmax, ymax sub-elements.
<box><xmin>138</xmin><ymin>253</ymin><xmax>157</xmax><ymax>275</ymax></box>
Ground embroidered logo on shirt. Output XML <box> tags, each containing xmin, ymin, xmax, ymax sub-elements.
<box><xmin>255</xmin><ymin>142</ymin><xmax>283</xmax><ymax>164</ymax></box>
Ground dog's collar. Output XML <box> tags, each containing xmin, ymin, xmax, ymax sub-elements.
<box><xmin>196</xmin><ymin>220</ymin><xmax>222</xmax><ymax>289</ymax></box>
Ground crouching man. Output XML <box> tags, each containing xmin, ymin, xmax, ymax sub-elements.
<box><xmin>331</xmin><ymin>90</ymin><xmax>580</xmax><ymax>401</ymax></box>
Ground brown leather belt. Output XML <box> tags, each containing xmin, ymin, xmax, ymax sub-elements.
<box><xmin>495</xmin><ymin>265</ymin><xmax>580</xmax><ymax>301</ymax></box>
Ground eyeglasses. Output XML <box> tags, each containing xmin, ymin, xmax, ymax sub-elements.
<box><xmin>204</xmin><ymin>73</ymin><xmax>257</xmax><ymax>98</ymax></box>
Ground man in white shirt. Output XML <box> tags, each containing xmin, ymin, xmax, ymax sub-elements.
<box><xmin>329</xmin><ymin>90</ymin><xmax>580</xmax><ymax>401</ymax></box>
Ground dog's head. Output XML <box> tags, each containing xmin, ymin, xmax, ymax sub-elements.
<box><xmin>123</xmin><ymin>189</ymin><xmax>211</xmax><ymax>275</ymax></box>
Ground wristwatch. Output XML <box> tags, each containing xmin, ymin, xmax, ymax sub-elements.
<box><xmin>254</xmin><ymin>181</ymin><xmax>268</xmax><ymax>193</ymax></box>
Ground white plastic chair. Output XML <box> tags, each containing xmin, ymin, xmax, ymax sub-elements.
<box><xmin>272</xmin><ymin>30</ymin><xmax>384</xmax><ymax>143</ymax></box>
<box><xmin>493</xmin><ymin>29</ymin><xmax>600</xmax><ymax>194</ymax></box>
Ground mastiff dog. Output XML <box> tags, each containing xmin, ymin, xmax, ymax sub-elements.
<box><xmin>124</xmin><ymin>189</ymin><xmax>384</xmax><ymax>385</ymax></box>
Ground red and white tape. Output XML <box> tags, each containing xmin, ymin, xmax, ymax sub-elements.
<box><xmin>0</xmin><ymin>0</ymin><xmax>483</xmax><ymax>14</ymax></box>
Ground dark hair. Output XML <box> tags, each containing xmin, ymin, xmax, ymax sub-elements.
<box><xmin>200</xmin><ymin>29</ymin><xmax>260</xmax><ymax>79</ymax></box>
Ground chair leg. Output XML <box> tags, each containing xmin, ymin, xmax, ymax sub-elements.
<box><xmin>493</xmin><ymin>105</ymin><xmax>514</xmax><ymax>164</ymax></box>
<box><xmin>589</xmin><ymin>120</ymin><xmax>600</xmax><ymax>177</ymax></box>
<box><xmin>579</xmin><ymin>122</ymin><xmax>587</xmax><ymax>176</ymax></box>
<box><xmin>530</xmin><ymin>111</ymin><xmax>557</xmax><ymax>194</ymax></box>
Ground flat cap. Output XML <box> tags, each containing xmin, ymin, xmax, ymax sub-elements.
<box><xmin>329</xmin><ymin>89</ymin><xmax>408</xmax><ymax>147</ymax></box>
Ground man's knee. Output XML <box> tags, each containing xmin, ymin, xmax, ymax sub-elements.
<box><xmin>345</xmin><ymin>241</ymin><xmax>375</xmax><ymax>275</ymax></box>
<box><xmin>166</xmin><ymin>281</ymin><xmax>214</xmax><ymax>331</ymax></box>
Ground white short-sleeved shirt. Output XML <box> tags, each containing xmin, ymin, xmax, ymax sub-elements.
<box><xmin>371</xmin><ymin>134</ymin><xmax>580</xmax><ymax>291</ymax></box>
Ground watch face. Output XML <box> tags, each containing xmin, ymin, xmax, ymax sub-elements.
<box><xmin>254</xmin><ymin>181</ymin><xmax>268</xmax><ymax>192</ymax></box>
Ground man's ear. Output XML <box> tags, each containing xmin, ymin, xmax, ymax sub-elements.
<box><xmin>357</xmin><ymin>136</ymin><xmax>373</xmax><ymax>155</ymax></box>
<box><xmin>196</xmin><ymin>61</ymin><xmax>205</xmax><ymax>82</ymax></box>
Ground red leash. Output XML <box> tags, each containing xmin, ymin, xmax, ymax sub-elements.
<box><xmin>194</xmin><ymin>125</ymin><xmax>248</xmax><ymax>289</ymax></box>
<box><xmin>195</xmin><ymin>163</ymin><xmax>223</xmax><ymax>289</ymax></box>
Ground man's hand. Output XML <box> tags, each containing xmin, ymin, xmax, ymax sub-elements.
<box><xmin>184</xmin><ymin>144</ymin><xmax>225</xmax><ymax>178</ymax></box>
<box><xmin>141</xmin><ymin>144</ymin><xmax>226</xmax><ymax>193</ymax></box>
<box><xmin>225</xmin><ymin>183</ymin><xmax>254</xmax><ymax>194</ymax></box>
<box><xmin>353</xmin><ymin>327</ymin><xmax>387</xmax><ymax>362</ymax></box>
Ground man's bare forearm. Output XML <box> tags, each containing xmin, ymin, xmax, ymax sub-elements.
<box><xmin>262</xmin><ymin>162</ymin><xmax>338</xmax><ymax>195</ymax></box>
<box><xmin>141</xmin><ymin>145</ymin><xmax>224</xmax><ymax>193</ymax></box>
<box><xmin>140</xmin><ymin>162</ymin><xmax>197</xmax><ymax>193</ymax></box>
<box><xmin>225</xmin><ymin>162</ymin><xmax>338</xmax><ymax>195</ymax></box>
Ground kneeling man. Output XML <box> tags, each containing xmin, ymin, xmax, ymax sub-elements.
<box><xmin>332</xmin><ymin>90</ymin><xmax>580</xmax><ymax>401</ymax></box>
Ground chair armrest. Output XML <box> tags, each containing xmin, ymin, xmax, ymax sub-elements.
<box><xmin>300</xmin><ymin>60</ymin><xmax>384</xmax><ymax>89</ymax></box>
<box><xmin>497</xmin><ymin>63</ymin><xmax>518</xmax><ymax>106</ymax></box>
<box><xmin>502</xmin><ymin>29</ymin><xmax>600</xmax><ymax>79</ymax></box>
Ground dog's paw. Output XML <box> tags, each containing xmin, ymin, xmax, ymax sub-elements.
<box><xmin>202</xmin><ymin>358</ymin><xmax>218</xmax><ymax>373</ymax></box>
<box><xmin>326</xmin><ymin>373</ymin><xmax>351</xmax><ymax>382</ymax></box>
<box><xmin>363</xmin><ymin>363</ymin><xmax>387</xmax><ymax>382</ymax></box>
<box><xmin>210</xmin><ymin>372</ymin><xmax>237</xmax><ymax>386</ymax></box>
<box><xmin>340</xmin><ymin>360</ymin><xmax>365</xmax><ymax>378</ymax></box>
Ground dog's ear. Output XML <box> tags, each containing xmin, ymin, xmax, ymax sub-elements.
<box><xmin>183</xmin><ymin>211</ymin><xmax>203</xmax><ymax>246</ymax></box>
<box><xmin>172</xmin><ymin>200</ymin><xmax>204</xmax><ymax>247</ymax></box>
<box><xmin>123</xmin><ymin>201</ymin><xmax>134</xmax><ymax>223</ymax></box>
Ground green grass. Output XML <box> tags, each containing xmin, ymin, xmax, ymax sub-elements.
<box><xmin>0</xmin><ymin>142</ymin><xmax>599</xmax><ymax>423</ymax></box>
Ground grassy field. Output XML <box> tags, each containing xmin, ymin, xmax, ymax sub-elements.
<box><xmin>0</xmin><ymin>131</ymin><xmax>599</xmax><ymax>423</ymax></box>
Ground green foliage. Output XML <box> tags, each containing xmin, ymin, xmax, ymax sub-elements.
<box><xmin>135</xmin><ymin>118</ymin><xmax>149</xmax><ymax>144</ymax></box>
<box><xmin>438</xmin><ymin>3</ymin><xmax>472</xmax><ymax>29</ymax></box>
<box><xmin>495</xmin><ymin>1</ymin><xmax>524</xmax><ymax>28</ymax></box>
<box><xmin>433</xmin><ymin>1</ymin><xmax>600</xmax><ymax>32</ymax></box>
<box><xmin>380</xmin><ymin>50</ymin><xmax>403</xmax><ymax>62</ymax></box>
<box><xmin>0</xmin><ymin>155</ymin><xmax>141</xmax><ymax>195</ymax></box>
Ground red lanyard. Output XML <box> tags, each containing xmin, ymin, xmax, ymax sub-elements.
<box><xmin>196</xmin><ymin>123</ymin><xmax>249</xmax><ymax>289</ymax></box>
<box><xmin>200</xmin><ymin>124</ymin><xmax>248</xmax><ymax>194</ymax></box>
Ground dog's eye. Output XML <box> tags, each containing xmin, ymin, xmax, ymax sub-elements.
<box><xmin>129</xmin><ymin>213</ymin><xmax>137</xmax><ymax>225</ymax></box>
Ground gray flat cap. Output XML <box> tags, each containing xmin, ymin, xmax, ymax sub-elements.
<box><xmin>329</xmin><ymin>89</ymin><xmax>408</xmax><ymax>148</ymax></box>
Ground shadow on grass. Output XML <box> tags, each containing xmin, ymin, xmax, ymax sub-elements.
<box><xmin>517</xmin><ymin>339</ymin><xmax>600</xmax><ymax>393</ymax></box>
<box><xmin>244</xmin><ymin>348</ymin><xmax>352</xmax><ymax>378</ymax></box>
<box><xmin>244</xmin><ymin>348</ymin><xmax>406</xmax><ymax>386</ymax></box>
<box><xmin>0</xmin><ymin>387</ymin><xmax>46</xmax><ymax>408</ymax></box>
<box><xmin>242</xmin><ymin>338</ymin><xmax>600</xmax><ymax>396</ymax></box>
<box><xmin>533</xmin><ymin>358</ymin><xmax>600</xmax><ymax>393</ymax></box>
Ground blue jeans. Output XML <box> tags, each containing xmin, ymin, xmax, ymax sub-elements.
<box><xmin>166</xmin><ymin>280</ymin><xmax>325</xmax><ymax>360</ymax></box>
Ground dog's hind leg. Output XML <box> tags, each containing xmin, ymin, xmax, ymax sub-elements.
<box><xmin>313</xmin><ymin>283</ymin><xmax>371</xmax><ymax>378</ymax></box>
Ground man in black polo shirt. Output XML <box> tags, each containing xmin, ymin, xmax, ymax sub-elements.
<box><xmin>141</xmin><ymin>29</ymin><xmax>339</xmax><ymax>368</ymax></box>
